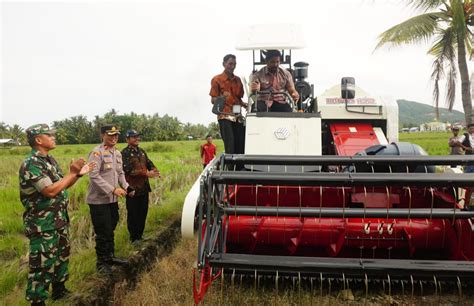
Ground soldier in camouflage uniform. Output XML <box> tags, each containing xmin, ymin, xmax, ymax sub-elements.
<box><xmin>19</xmin><ymin>124</ymin><xmax>94</xmax><ymax>306</ymax></box>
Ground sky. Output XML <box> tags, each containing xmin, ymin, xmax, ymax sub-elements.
<box><xmin>1</xmin><ymin>0</ymin><xmax>471</xmax><ymax>129</ymax></box>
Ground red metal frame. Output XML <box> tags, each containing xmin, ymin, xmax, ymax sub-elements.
<box><xmin>329</xmin><ymin>123</ymin><xmax>381</xmax><ymax>156</ymax></box>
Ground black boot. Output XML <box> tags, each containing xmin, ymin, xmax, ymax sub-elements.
<box><xmin>108</xmin><ymin>256</ymin><xmax>129</xmax><ymax>266</ymax></box>
<box><xmin>31</xmin><ymin>302</ymin><xmax>45</xmax><ymax>306</ymax></box>
<box><xmin>97</xmin><ymin>257</ymin><xmax>113</xmax><ymax>275</ymax></box>
<box><xmin>52</xmin><ymin>281</ymin><xmax>71</xmax><ymax>300</ymax></box>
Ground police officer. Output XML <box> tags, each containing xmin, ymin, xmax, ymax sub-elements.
<box><xmin>19</xmin><ymin>124</ymin><xmax>94</xmax><ymax>306</ymax></box>
<box><xmin>86</xmin><ymin>124</ymin><xmax>133</xmax><ymax>274</ymax></box>
<box><xmin>121</xmin><ymin>129</ymin><xmax>160</xmax><ymax>243</ymax></box>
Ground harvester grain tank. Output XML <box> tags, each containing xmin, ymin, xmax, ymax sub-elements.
<box><xmin>182</xmin><ymin>24</ymin><xmax>474</xmax><ymax>304</ymax></box>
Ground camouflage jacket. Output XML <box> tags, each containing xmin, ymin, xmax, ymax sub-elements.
<box><xmin>19</xmin><ymin>149</ymin><xmax>69</xmax><ymax>236</ymax></box>
<box><xmin>121</xmin><ymin>145</ymin><xmax>156</xmax><ymax>196</ymax></box>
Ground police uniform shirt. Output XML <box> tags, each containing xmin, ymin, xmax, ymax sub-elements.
<box><xmin>86</xmin><ymin>144</ymin><xmax>129</xmax><ymax>204</ymax></box>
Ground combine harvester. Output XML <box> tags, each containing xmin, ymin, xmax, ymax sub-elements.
<box><xmin>182</xmin><ymin>24</ymin><xmax>474</xmax><ymax>304</ymax></box>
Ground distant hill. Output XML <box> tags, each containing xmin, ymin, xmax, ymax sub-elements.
<box><xmin>397</xmin><ymin>99</ymin><xmax>465</xmax><ymax>127</ymax></box>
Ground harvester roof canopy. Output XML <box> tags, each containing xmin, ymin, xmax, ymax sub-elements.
<box><xmin>236</xmin><ymin>23</ymin><xmax>306</xmax><ymax>50</ymax></box>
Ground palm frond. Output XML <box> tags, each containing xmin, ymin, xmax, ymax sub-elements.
<box><xmin>407</xmin><ymin>0</ymin><xmax>446</xmax><ymax>11</ymax></box>
<box><xmin>429</xmin><ymin>27</ymin><xmax>458</xmax><ymax>112</ymax></box>
<box><xmin>445</xmin><ymin>61</ymin><xmax>457</xmax><ymax>110</ymax></box>
<box><xmin>431</xmin><ymin>58</ymin><xmax>444</xmax><ymax>115</ymax></box>
<box><xmin>427</xmin><ymin>26</ymin><xmax>457</xmax><ymax>57</ymax></box>
<box><xmin>375</xmin><ymin>12</ymin><xmax>446</xmax><ymax>49</ymax></box>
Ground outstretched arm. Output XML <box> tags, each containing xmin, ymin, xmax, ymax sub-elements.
<box><xmin>42</xmin><ymin>159</ymin><xmax>95</xmax><ymax>198</ymax></box>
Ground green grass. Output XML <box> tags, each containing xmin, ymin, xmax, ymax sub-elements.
<box><xmin>0</xmin><ymin>140</ymin><xmax>223</xmax><ymax>305</ymax></box>
<box><xmin>0</xmin><ymin>133</ymin><xmax>451</xmax><ymax>304</ymax></box>
<box><xmin>399</xmin><ymin>131</ymin><xmax>451</xmax><ymax>155</ymax></box>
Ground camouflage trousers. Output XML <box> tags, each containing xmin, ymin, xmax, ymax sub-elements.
<box><xmin>26</xmin><ymin>226</ymin><xmax>70</xmax><ymax>303</ymax></box>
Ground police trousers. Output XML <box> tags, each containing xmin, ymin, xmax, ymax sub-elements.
<box><xmin>88</xmin><ymin>202</ymin><xmax>119</xmax><ymax>263</ymax></box>
<box><xmin>26</xmin><ymin>227</ymin><xmax>70</xmax><ymax>303</ymax></box>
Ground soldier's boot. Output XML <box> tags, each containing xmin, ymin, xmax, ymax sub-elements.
<box><xmin>52</xmin><ymin>281</ymin><xmax>71</xmax><ymax>300</ymax></box>
<box><xmin>31</xmin><ymin>302</ymin><xmax>45</xmax><ymax>306</ymax></box>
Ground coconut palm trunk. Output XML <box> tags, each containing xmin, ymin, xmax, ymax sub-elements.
<box><xmin>457</xmin><ymin>36</ymin><xmax>473</xmax><ymax>124</ymax></box>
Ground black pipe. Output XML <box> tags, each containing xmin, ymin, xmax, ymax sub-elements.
<box><xmin>209</xmin><ymin>253</ymin><xmax>474</xmax><ymax>279</ymax></box>
<box><xmin>222</xmin><ymin>206</ymin><xmax>474</xmax><ymax>218</ymax></box>
<box><xmin>211</xmin><ymin>171</ymin><xmax>474</xmax><ymax>186</ymax></box>
<box><xmin>220</xmin><ymin>154</ymin><xmax>474</xmax><ymax>166</ymax></box>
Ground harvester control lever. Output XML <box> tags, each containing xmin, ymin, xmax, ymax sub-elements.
<box><xmin>249</xmin><ymin>90</ymin><xmax>296</xmax><ymax>111</ymax></box>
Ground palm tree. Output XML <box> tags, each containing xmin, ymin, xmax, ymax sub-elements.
<box><xmin>376</xmin><ymin>0</ymin><xmax>473</xmax><ymax>124</ymax></box>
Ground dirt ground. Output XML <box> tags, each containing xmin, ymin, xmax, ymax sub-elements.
<box><xmin>108</xmin><ymin>236</ymin><xmax>474</xmax><ymax>306</ymax></box>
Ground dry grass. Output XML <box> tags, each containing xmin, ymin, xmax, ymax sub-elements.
<box><xmin>114</xmin><ymin>238</ymin><xmax>196</xmax><ymax>306</ymax></box>
<box><xmin>114</xmin><ymin>237</ymin><xmax>473</xmax><ymax>306</ymax></box>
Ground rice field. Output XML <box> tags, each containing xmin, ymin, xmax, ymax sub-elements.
<box><xmin>0</xmin><ymin>140</ymin><xmax>212</xmax><ymax>305</ymax></box>
<box><xmin>0</xmin><ymin>131</ymin><xmax>457</xmax><ymax>305</ymax></box>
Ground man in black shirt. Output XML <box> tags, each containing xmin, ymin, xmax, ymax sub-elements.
<box><xmin>121</xmin><ymin>130</ymin><xmax>160</xmax><ymax>242</ymax></box>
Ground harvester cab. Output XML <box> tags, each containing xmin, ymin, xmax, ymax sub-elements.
<box><xmin>182</xmin><ymin>24</ymin><xmax>474</xmax><ymax>304</ymax></box>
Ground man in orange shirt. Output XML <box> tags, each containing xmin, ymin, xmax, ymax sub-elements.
<box><xmin>200</xmin><ymin>135</ymin><xmax>217</xmax><ymax>168</ymax></box>
<box><xmin>209</xmin><ymin>54</ymin><xmax>247</xmax><ymax>154</ymax></box>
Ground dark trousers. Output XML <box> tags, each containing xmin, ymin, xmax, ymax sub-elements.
<box><xmin>88</xmin><ymin>203</ymin><xmax>119</xmax><ymax>263</ymax></box>
<box><xmin>126</xmin><ymin>194</ymin><xmax>149</xmax><ymax>242</ymax></box>
<box><xmin>218</xmin><ymin>119</ymin><xmax>245</xmax><ymax>154</ymax></box>
<box><xmin>254</xmin><ymin>100</ymin><xmax>292</xmax><ymax>112</ymax></box>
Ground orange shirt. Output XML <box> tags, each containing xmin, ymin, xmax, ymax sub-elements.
<box><xmin>209</xmin><ymin>72</ymin><xmax>244</xmax><ymax>120</ymax></box>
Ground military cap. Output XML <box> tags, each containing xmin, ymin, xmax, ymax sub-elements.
<box><xmin>101</xmin><ymin>124</ymin><xmax>120</xmax><ymax>135</ymax></box>
<box><xmin>26</xmin><ymin>123</ymin><xmax>56</xmax><ymax>140</ymax></box>
<box><xmin>452</xmin><ymin>125</ymin><xmax>461</xmax><ymax>130</ymax></box>
<box><xmin>125</xmin><ymin>129</ymin><xmax>141</xmax><ymax>138</ymax></box>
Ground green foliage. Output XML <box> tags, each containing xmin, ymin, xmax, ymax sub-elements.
<box><xmin>0</xmin><ymin>123</ymin><xmax>26</xmax><ymax>145</ymax></box>
<box><xmin>47</xmin><ymin>110</ymin><xmax>219</xmax><ymax>144</ymax></box>
<box><xmin>376</xmin><ymin>1</ymin><xmax>473</xmax><ymax>123</ymax></box>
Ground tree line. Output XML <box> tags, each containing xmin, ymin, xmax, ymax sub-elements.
<box><xmin>0</xmin><ymin>109</ymin><xmax>220</xmax><ymax>145</ymax></box>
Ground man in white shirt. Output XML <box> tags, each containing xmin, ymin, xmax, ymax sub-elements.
<box><xmin>448</xmin><ymin>125</ymin><xmax>465</xmax><ymax>155</ymax></box>
<box><xmin>458</xmin><ymin>123</ymin><xmax>474</xmax><ymax>173</ymax></box>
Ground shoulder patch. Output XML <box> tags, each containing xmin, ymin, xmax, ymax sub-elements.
<box><xmin>93</xmin><ymin>151</ymin><xmax>101</xmax><ymax>157</ymax></box>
